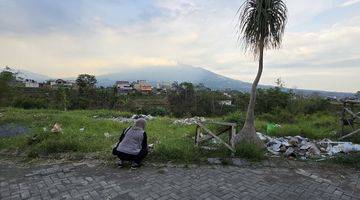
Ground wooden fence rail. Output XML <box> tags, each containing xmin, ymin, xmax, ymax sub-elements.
<box><xmin>195</xmin><ymin>121</ymin><xmax>236</xmax><ymax>152</ymax></box>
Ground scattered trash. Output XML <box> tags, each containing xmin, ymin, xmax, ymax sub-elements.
<box><xmin>148</xmin><ymin>143</ymin><xmax>154</xmax><ymax>149</ymax></box>
<box><xmin>131</xmin><ymin>114</ymin><xmax>154</xmax><ymax>120</ymax></box>
<box><xmin>0</xmin><ymin>113</ymin><xmax>3</xmax><ymax>118</ymax></box>
<box><xmin>308</xmin><ymin>143</ymin><xmax>321</xmax><ymax>156</ymax></box>
<box><xmin>110</xmin><ymin>114</ymin><xmax>155</xmax><ymax>123</ymax></box>
<box><xmin>289</xmin><ymin>137</ymin><xmax>300</xmax><ymax>147</ymax></box>
<box><xmin>173</xmin><ymin>117</ymin><xmax>206</xmax><ymax>125</ymax></box>
<box><xmin>43</xmin><ymin>127</ymin><xmax>47</xmax><ymax>132</ymax></box>
<box><xmin>79</xmin><ymin>127</ymin><xmax>85</xmax><ymax>132</ymax></box>
<box><xmin>324</xmin><ymin>141</ymin><xmax>360</xmax><ymax>156</ymax></box>
<box><xmin>93</xmin><ymin>115</ymin><xmax>98</xmax><ymax>118</ymax></box>
<box><xmin>266</xmin><ymin>123</ymin><xmax>281</xmax><ymax>134</ymax></box>
<box><xmin>257</xmin><ymin>132</ymin><xmax>360</xmax><ymax>159</ymax></box>
<box><xmin>284</xmin><ymin>147</ymin><xmax>295</xmax><ymax>157</ymax></box>
<box><xmin>104</xmin><ymin>132</ymin><xmax>111</xmax><ymax>138</ymax></box>
<box><xmin>51</xmin><ymin>123</ymin><xmax>62</xmax><ymax>133</ymax></box>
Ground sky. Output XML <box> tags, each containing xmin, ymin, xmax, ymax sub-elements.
<box><xmin>0</xmin><ymin>0</ymin><xmax>359</xmax><ymax>93</ymax></box>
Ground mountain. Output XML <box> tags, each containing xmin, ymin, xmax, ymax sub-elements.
<box><xmin>97</xmin><ymin>65</ymin><xmax>255</xmax><ymax>91</ymax></box>
<box><xmin>96</xmin><ymin>65</ymin><xmax>353</xmax><ymax>98</ymax></box>
<box><xmin>1</xmin><ymin>67</ymin><xmax>52</xmax><ymax>82</ymax></box>
<box><xmin>2</xmin><ymin>65</ymin><xmax>354</xmax><ymax>98</ymax></box>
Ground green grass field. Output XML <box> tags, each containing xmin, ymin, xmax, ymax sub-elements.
<box><xmin>0</xmin><ymin>108</ymin><xmax>237</xmax><ymax>163</ymax></box>
<box><xmin>0</xmin><ymin>107</ymin><xmax>358</xmax><ymax>164</ymax></box>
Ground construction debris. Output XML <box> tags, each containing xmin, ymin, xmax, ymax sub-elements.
<box><xmin>51</xmin><ymin>123</ymin><xmax>62</xmax><ymax>133</ymax></box>
<box><xmin>257</xmin><ymin>132</ymin><xmax>360</xmax><ymax>159</ymax></box>
<box><xmin>173</xmin><ymin>117</ymin><xmax>206</xmax><ymax>125</ymax></box>
<box><xmin>109</xmin><ymin>114</ymin><xmax>155</xmax><ymax>123</ymax></box>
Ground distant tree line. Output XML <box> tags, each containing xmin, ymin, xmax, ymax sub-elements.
<box><xmin>0</xmin><ymin>70</ymin><xmax>333</xmax><ymax>117</ymax></box>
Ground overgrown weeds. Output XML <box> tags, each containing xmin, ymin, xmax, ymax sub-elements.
<box><xmin>235</xmin><ymin>141</ymin><xmax>265</xmax><ymax>162</ymax></box>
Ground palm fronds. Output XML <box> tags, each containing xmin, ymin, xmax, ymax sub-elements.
<box><xmin>237</xmin><ymin>0</ymin><xmax>287</xmax><ymax>55</ymax></box>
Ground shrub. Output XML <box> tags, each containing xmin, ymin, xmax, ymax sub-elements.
<box><xmin>12</xmin><ymin>97</ymin><xmax>48</xmax><ymax>109</ymax></box>
<box><xmin>36</xmin><ymin>138</ymin><xmax>83</xmax><ymax>154</ymax></box>
<box><xmin>235</xmin><ymin>141</ymin><xmax>264</xmax><ymax>161</ymax></box>
<box><xmin>330</xmin><ymin>153</ymin><xmax>360</xmax><ymax>169</ymax></box>
<box><xmin>148</xmin><ymin>106</ymin><xmax>168</xmax><ymax>116</ymax></box>
<box><xmin>151</xmin><ymin>141</ymin><xmax>200</xmax><ymax>163</ymax></box>
<box><xmin>258</xmin><ymin>108</ymin><xmax>295</xmax><ymax>123</ymax></box>
<box><xmin>223</xmin><ymin>111</ymin><xmax>246</xmax><ymax>125</ymax></box>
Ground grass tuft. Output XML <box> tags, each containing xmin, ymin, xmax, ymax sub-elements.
<box><xmin>235</xmin><ymin>141</ymin><xmax>265</xmax><ymax>162</ymax></box>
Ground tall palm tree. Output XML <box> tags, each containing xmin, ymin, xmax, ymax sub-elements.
<box><xmin>237</xmin><ymin>0</ymin><xmax>287</xmax><ymax>143</ymax></box>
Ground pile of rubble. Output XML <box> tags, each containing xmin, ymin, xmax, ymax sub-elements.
<box><xmin>257</xmin><ymin>132</ymin><xmax>360</xmax><ymax>159</ymax></box>
<box><xmin>110</xmin><ymin>114</ymin><xmax>155</xmax><ymax>123</ymax></box>
<box><xmin>173</xmin><ymin>117</ymin><xmax>206</xmax><ymax>125</ymax></box>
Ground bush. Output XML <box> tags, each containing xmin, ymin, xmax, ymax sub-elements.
<box><xmin>148</xmin><ymin>106</ymin><xmax>168</xmax><ymax>116</ymax></box>
<box><xmin>151</xmin><ymin>140</ymin><xmax>200</xmax><ymax>163</ymax></box>
<box><xmin>258</xmin><ymin>109</ymin><xmax>295</xmax><ymax>123</ymax></box>
<box><xmin>235</xmin><ymin>141</ymin><xmax>264</xmax><ymax>161</ymax></box>
<box><xmin>36</xmin><ymin>138</ymin><xmax>83</xmax><ymax>154</ymax></box>
<box><xmin>330</xmin><ymin>153</ymin><xmax>360</xmax><ymax>169</ymax></box>
<box><xmin>12</xmin><ymin>97</ymin><xmax>48</xmax><ymax>109</ymax></box>
<box><xmin>303</xmin><ymin>98</ymin><xmax>331</xmax><ymax>114</ymax></box>
<box><xmin>223</xmin><ymin>111</ymin><xmax>246</xmax><ymax>125</ymax></box>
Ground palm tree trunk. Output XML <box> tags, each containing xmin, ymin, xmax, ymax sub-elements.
<box><xmin>237</xmin><ymin>42</ymin><xmax>264</xmax><ymax>144</ymax></box>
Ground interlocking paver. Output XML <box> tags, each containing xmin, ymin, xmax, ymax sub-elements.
<box><xmin>1</xmin><ymin>161</ymin><xmax>360</xmax><ymax>200</ymax></box>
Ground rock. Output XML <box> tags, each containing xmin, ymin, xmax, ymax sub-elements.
<box><xmin>51</xmin><ymin>123</ymin><xmax>62</xmax><ymax>133</ymax></box>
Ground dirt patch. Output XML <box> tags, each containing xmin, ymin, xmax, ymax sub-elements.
<box><xmin>0</xmin><ymin>123</ymin><xmax>29</xmax><ymax>137</ymax></box>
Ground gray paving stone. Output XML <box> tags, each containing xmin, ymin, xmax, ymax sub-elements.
<box><xmin>1</xmin><ymin>162</ymin><xmax>360</xmax><ymax>200</ymax></box>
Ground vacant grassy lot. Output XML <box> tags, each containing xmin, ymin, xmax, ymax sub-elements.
<box><xmin>0</xmin><ymin>108</ymin><xmax>239</xmax><ymax>163</ymax></box>
<box><xmin>0</xmin><ymin>108</ymin><xmax>358</xmax><ymax>164</ymax></box>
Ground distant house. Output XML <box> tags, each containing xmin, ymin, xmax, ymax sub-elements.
<box><xmin>115</xmin><ymin>81</ymin><xmax>133</xmax><ymax>95</ymax></box>
<box><xmin>47</xmin><ymin>79</ymin><xmax>75</xmax><ymax>89</ymax></box>
<box><xmin>156</xmin><ymin>81</ymin><xmax>172</xmax><ymax>93</ymax></box>
<box><xmin>219</xmin><ymin>100</ymin><xmax>232</xmax><ymax>106</ymax></box>
<box><xmin>24</xmin><ymin>79</ymin><xmax>39</xmax><ymax>88</ymax></box>
<box><xmin>133</xmin><ymin>80</ymin><xmax>152</xmax><ymax>94</ymax></box>
<box><xmin>223</xmin><ymin>92</ymin><xmax>232</xmax><ymax>98</ymax></box>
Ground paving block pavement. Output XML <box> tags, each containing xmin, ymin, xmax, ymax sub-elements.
<box><xmin>0</xmin><ymin>161</ymin><xmax>359</xmax><ymax>200</ymax></box>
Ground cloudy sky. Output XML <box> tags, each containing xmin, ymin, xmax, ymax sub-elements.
<box><xmin>0</xmin><ymin>0</ymin><xmax>359</xmax><ymax>92</ymax></box>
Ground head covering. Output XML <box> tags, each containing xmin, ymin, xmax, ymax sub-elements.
<box><xmin>133</xmin><ymin>118</ymin><xmax>147</xmax><ymax>130</ymax></box>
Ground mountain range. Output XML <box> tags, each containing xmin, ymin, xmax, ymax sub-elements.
<box><xmin>3</xmin><ymin>65</ymin><xmax>354</xmax><ymax>99</ymax></box>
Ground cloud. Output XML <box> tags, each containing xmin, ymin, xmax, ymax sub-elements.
<box><xmin>340</xmin><ymin>0</ymin><xmax>360</xmax><ymax>7</ymax></box>
<box><xmin>0</xmin><ymin>0</ymin><xmax>359</xmax><ymax>92</ymax></box>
